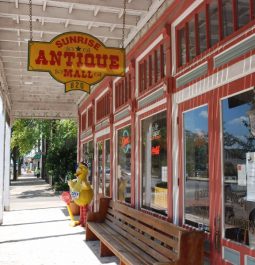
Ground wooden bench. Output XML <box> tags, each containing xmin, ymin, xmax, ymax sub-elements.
<box><xmin>86</xmin><ymin>197</ymin><xmax>204</xmax><ymax>265</ymax></box>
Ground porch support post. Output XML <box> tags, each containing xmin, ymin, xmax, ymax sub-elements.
<box><xmin>4</xmin><ymin>120</ymin><xmax>11</xmax><ymax>211</ymax></box>
<box><xmin>0</xmin><ymin>95</ymin><xmax>6</xmax><ymax>224</ymax></box>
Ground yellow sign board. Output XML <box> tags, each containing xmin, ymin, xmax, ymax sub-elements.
<box><xmin>28</xmin><ymin>32</ymin><xmax>125</xmax><ymax>93</ymax></box>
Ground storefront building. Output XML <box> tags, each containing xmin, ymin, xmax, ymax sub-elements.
<box><xmin>78</xmin><ymin>1</ymin><xmax>255</xmax><ymax>264</ymax></box>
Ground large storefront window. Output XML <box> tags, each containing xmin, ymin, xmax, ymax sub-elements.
<box><xmin>117</xmin><ymin>126</ymin><xmax>131</xmax><ymax>203</ymax></box>
<box><xmin>141</xmin><ymin>111</ymin><xmax>167</xmax><ymax>215</ymax></box>
<box><xmin>104</xmin><ymin>139</ymin><xmax>110</xmax><ymax>197</ymax></box>
<box><xmin>222</xmin><ymin>90</ymin><xmax>255</xmax><ymax>247</ymax></box>
<box><xmin>83</xmin><ymin>140</ymin><xmax>94</xmax><ymax>184</ymax></box>
<box><xmin>184</xmin><ymin>106</ymin><xmax>209</xmax><ymax>231</ymax></box>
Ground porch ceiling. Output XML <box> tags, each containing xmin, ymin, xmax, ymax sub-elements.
<box><xmin>0</xmin><ymin>0</ymin><xmax>168</xmax><ymax>120</ymax></box>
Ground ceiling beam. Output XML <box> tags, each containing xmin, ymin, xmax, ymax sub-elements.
<box><xmin>0</xmin><ymin>18</ymin><xmax>125</xmax><ymax>40</ymax></box>
<box><xmin>48</xmin><ymin>0</ymin><xmax>150</xmax><ymax>12</ymax></box>
<box><xmin>0</xmin><ymin>2</ymin><xmax>138</xmax><ymax>27</ymax></box>
<box><xmin>12</xmin><ymin>109</ymin><xmax>77</xmax><ymax>118</ymax></box>
<box><xmin>12</xmin><ymin>102</ymin><xmax>77</xmax><ymax>111</ymax></box>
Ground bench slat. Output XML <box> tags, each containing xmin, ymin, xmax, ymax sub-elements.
<box><xmin>87</xmin><ymin>222</ymin><xmax>155</xmax><ymax>265</ymax></box>
<box><xmin>107</xmin><ymin>208</ymin><xmax>179</xmax><ymax>250</ymax></box>
<box><xmin>105</xmin><ymin>215</ymin><xmax>174</xmax><ymax>262</ymax></box>
<box><xmin>100</xmin><ymin>223</ymin><xmax>157</xmax><ymax>265</ymax></box>
<box><xmin>110</xmin><ymin>201</ymin><xmax>185</xmax><ymax>238</ymax></box>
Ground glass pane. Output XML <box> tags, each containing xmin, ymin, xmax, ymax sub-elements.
<box><xmin>184</xmin><ymin>106</ymin><xmax>209</xmax><ymax>232</ymax></box>
<box><xmin>222</xmin><ymin>90</ymin><xmax>255</xmax><ymax>247</ymax></box>
<box><xmin>179</xmin><ymin>27</ymin><xmax>186</xmax><ymax>66</ymax></box>
<box><xmin>199</xmin><ymin>11</ymin><xmax>207</xmax><ymax>53</ymax></box>
<box><xmin>237</xmin><ymin>0</ymin><xmax>250</xmax><ymax>28</ymax></box>
<box><xmin>84</xmin><ymin>141</ymin><xmax>94</xmax><ymax>184</ymax></box>
<box><xmin>142</xmin><ymin>111</ymin><xmax>167</xmax><ymax>215</ymax></box>
<box><xmin>189</xmin><ymin>18</ymin><xmax>196</xmax><ymax>60</ymax></box>
<box><xmin>157</xmin><ymin>48</ymin><xmax>161</xmax><ymax>81</ymax></box>
<box><xmin>104</xmin><ymin>139</ymin><xmax>111</xmax><ymax>197</ymax></box>
<box><xmin>97</xmin><ymin>141</ymin><xmax>103</xmax><ymax>194</ymax></box>
<box><xmin>117</xmin><ymin>126</ymin><xmax>131</xmax><ymax>203</ymax></box>
<box><xmin>209</xmin><ymin>1</ymin><xmax>219</xmax><ymax>47</ymax></box>
<box><xmin>222</xmin><ymin>0</ymin><xmax>234</xmax><ymax>38</ymax></box>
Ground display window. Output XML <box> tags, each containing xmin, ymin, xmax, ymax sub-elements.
<box><xmin>221</xmin><ymin>89</ymin><xmax>255</xmax><ymax>248</ymax></box>
<box><xmin>83</xmin><ymin>140</ymin><xmax>94</xmax><ymax>184</ymax></box>
<box><xmin>97</xmin><ymin>141</ymin><xmax>103</xmax><ymax>195</ymax></box>
<box><xmin>117</xmin><ymin>125</ymin><xmax>131</xmax><ymax>203</ymax></box>
<box><xmin>183</xmin><ymin>105</ymin><xmax>209</xmax><ymax>231</ymax></box>
<box><xmin>104</xmin><ymin>139</ymin><xmax>111</xmax><ymax>197</ymax></box>
<box><xmin>141</xmin><ymin>111</ymin><xmax>167</xmax><ymax>215</ymax></box>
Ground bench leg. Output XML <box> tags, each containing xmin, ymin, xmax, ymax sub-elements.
<box><xmin>100</xmin><ymin>241</ymin><xmax>114</xmax><ymax>257</ymax></box>
<box><xmin>85</xmin><ymin>226</ymin><xmax>98</xmax><ymax>241</ymax></box>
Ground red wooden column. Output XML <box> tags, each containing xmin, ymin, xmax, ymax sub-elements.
<box><xmin>163</xmin><ymin>24</ymin><xmax>174</xmax><ymax>221</ymax></box>
<box><xmin>108</xmin><ymin>79</ymin><xmax>114</xmax><ymax>199</ymax></box>
<box><xmin>129</xmin><ymin>59</ymin><xmax>136</xmax><ymax>208</ymax></box>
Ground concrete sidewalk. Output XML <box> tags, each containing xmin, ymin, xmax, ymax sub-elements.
<box><xmin>0</xmin><ymin>173</ymin><xmax>119</xmax><ymax>265</ymax></box>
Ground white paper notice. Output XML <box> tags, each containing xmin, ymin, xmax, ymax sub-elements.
<box><xmin>161</xmin><ymin>167</ymin><xmax>168</xmax><ymax>182</ymax></box>
<box><xmin>237</xmin><ymin>164</ymin><xmax>246</xmax><ymax>186</ymax></box>
<box><xmin>246</xmin><ymin>152</ymin><xmax>255</xmax><ymax>202</ymax></box>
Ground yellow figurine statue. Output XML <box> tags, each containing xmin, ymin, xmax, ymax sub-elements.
<box><xmin>68</xmin><ymin>162</ymin><xmax>93</xmax><ymax>226</ymax></box>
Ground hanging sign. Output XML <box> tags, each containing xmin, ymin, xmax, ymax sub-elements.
<box><xmin>27</xmin><ymin>32</ymin><xmax>125</xmax><ymax>93</ymax></box>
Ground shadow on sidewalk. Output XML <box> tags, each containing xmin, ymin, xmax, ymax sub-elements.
<box><xmin>83</xmin><ymin>240</ymin><xmax>119</xmax><ymax>264</ymax></box>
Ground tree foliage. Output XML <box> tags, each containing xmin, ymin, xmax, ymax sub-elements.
<box><xmin>11</xmin><ymin>119</ymin><xmax>40</xmax><ymax>156</ymax></box>
<box><xmin>11</xmin><ymin>119</ymin><xmax>77</xmax><ymax>184</ymax></box>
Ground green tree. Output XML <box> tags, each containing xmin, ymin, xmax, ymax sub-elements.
<box><xmin>45</xmin><ymin>119</ymin><xmax>77</xmax><ymax>187</ymax></box>
<box><xmin>11</xmin><ymin>119</ymin><xmax>77</xmax><ymax>185</ymax></box>
<box><xmin>11</xmin><ymin>119</ymin><xmax>41</xmax><ymax>180</ymax></box>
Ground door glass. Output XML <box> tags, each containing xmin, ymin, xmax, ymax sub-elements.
<box><xmin>141</xmin><ymin>111</ymin><xmax>167</xmax><ymax>215</ymax></box>
<box><xmin>117</xmin><ymin>125</ymin><xmax>131</xmax><ymax>203</ymax></box>
<box><xmin>222</xmin><ymin>90</ymin><xmax>255</xmax><ymax>247</ymax></box>
<box><xmin>97</xmin><ymin>141</ymin><xmax>103</xmax><ymax>194</ymax></box>
<box><xmin>183</xmin><ymin>105</ymin><xmax>209</xmax><ymax>232</ymax></box>
<box><xmin>104</xmin><ymin>139</ymin><xmax>110</xmax><ymax>197</ymax></box>
<box><xmin>83</xmin><ymin>140</ymin><xmax>94</xmax><ymax>184</ymax></box>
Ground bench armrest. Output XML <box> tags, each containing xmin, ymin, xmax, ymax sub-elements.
<box><xmin>86</xmin><ymin>197</ymin><xmax>111</xmax><ymax>222</ymax></box>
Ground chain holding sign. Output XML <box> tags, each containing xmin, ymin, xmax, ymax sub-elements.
<box><xmin>28</xmin><ymin>32</ymin><xmax>125</xmax><ymax>93</ymax></box>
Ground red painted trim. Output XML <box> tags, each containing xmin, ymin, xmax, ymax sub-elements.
<box><xmin>251</xmin><ymin>0</ymin><xmax>255</xmax><ymax>20</ymax></box>
<box><xmin>166</xmin><ymin>92</ymin><xmax>173</xmax><ymax>221</ymax></box>
<box><xmin>233</xmin><ymin>0</ymin><xmax>237</xmax><ymax>31</ymax></box>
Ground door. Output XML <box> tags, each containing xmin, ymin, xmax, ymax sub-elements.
<box><xmin>178</xmin><ymin>92</ymin><xmax>222</xmax><ymax>264</ymax></box>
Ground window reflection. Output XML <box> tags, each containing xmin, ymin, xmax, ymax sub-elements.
<box><xmin>104</xmin><ymin>139</ymin><xmax>110</xmax><ymax>197</ymax></box>
<box><xmin>209</xmin><ymin>1</ymin><xmax>219</xmax><ymax>47</ymax></box>
<box><xmin>184</xmin><ymin>106</ymin><xmax>209</xmax><ymax>231</ymax></box>
<box><xmin>237</xmin><ymin>0</ymin><xmax>250</xmax><ymax>28</ymax></box>
<box><xmin>141</xmin><ymin>111</ymin><xmax>167</xmax><ymax>215</ymax></box>
<box><xmin>179</xmin><ymin>27</ymin><xmax>186</xmax><ymax>66</ymax></box>
<box><xmin>117</xmin><ymin>126</ymin><xmax>131</xmax><ymax>203</ymax></box>
<box><xmin>222</xmin><ymin>0</ymin><xmax>234</xmax><ymax>38</ymax></box>
<box><xmin>198</xmin><ymin>11</ymin><xmax>207</xmax><ymax>53</ymax></box>
<box><xmin>222</xmin><ymin>90</ymin><xmax>255</xmax><ymax>247</ymax></box>
<box><xmin>83</xmin><ymin>140</ymin><xmax>94</xmax><ymax>184</ymax></box>
<box><xmin>189</xmin><ymin>18</ymin><xmax>196</xmax><ymax>60</ymax></box>
<box><xmin>97</xmin><ymin>141</ymin><xmax>103</xmax><ymax>194</ymax></box>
